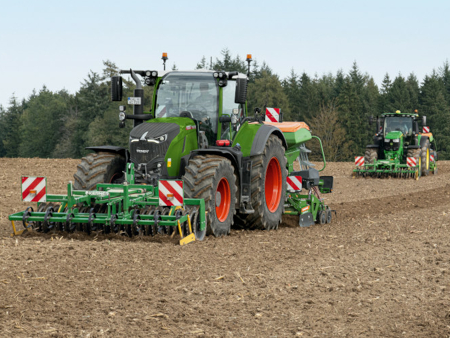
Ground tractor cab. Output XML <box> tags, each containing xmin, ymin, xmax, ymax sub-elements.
<box><xmin>153</xmin><ymin>71</ymin><xmax>246</xmax><ymax>145</ymax></box>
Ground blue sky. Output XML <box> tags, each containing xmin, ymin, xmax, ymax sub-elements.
<box><xmin>1</xmin><ymin>0</ymin><xmax>449</xmax><ymax>108</ymax></box>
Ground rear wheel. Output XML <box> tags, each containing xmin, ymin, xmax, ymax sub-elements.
<box><xmin>421</xmin><ymin>140</ymin><xmax>430</xmax><ymax>176</ymax></box>
<box><xmin>73</xmin><ymin>152</ymin><xmax>126</xmax><ymax>190</ymax></box>
<box><xmin>364</xmin><ymin>148</ymin><xmax>378</xmax><ymax>164</ymax></box>
<box><xmin>183</xmin><ymin>155</ymin><xmax>237</xmax><ymax>237</ymax></box>
<box><xmin>235</xmin><ymin>135</ymin><xmax>287</xmax><ymax>230</ymax></box>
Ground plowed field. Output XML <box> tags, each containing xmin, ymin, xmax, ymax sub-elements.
<box><xmin>1</xmin><ymin>158</ymin><xmax>450</xmax><ymax>337</ymax></box>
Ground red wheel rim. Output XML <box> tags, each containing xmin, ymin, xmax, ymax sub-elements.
<box><xmin>265</xmin><ymin>157</ymin><xmax>282</xmax><ymax>213</ymax></box>
<box><xmin>215</xmin><ymin>178</ymin><xmax>231</xmax><ymax>222</ymax></box>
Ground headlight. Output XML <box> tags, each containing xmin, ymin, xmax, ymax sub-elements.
<box><xmin>393</xmin><ymin>138</ymin><xmax>399</xmax><ymax>143</ymax></box>
<box><xmin>147</xmin><ymin>134</ymin><xmax>167</xmax><ymax>143</ymax></box>
<box><xmin>119</xmin><ymin>112</ymin><xmax>126</xmax><ymax>121</ymax></box>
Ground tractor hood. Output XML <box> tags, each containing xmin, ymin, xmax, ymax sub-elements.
<box><xmin>384</xmin><ymin>131</ymin><xmax>403</xmax><ymax>140</ymax></box>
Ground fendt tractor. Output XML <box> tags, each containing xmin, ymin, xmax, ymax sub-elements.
<box><xmin>9</xmin><ymin>54</ymin><xmax>334</xmax><ymax>244</ymax></box>
<box><xmin>353</xmin><ymin>110</ymin><xmax>438</xmax><ymax>179</ymax></box>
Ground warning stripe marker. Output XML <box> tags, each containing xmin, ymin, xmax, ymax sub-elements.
<box><xmin>407</xmin><ymin>157</ymin><xmax>417</xmax><ymax>167</ymax></box>
<box><xmin>22</xmin><ymin>177</ymin><xmax>47</xmax><ymax>202</ymax></box>
<box><xmin>265</xmin><ymin>108</ymin><xmax>280</xmax><ymax>122</ymax></box>
<box><xmin>287</xmin><ymin>176</ymin><xmax>302</xmax><ymax>192</ymax></box>
<box><xmin>159</xmin><ymin>180</ymin><xmax>184</xmax><ymax>206</ymax></box>
<box><xmin>355</xmin><ymin>156</ymin><xmax>364</xmax><ymax>166</ymax></box>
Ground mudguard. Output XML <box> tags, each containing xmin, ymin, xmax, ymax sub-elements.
<box><xmin>250</xmin><ymin>124</ymin><xmax>288</xmax><ymax>156</ymax></box>
<box><xmin>420</xmin><ymin>136</ymin><xmax>429</xmax><ymax>147</ymax></box>
<box><xmin>86</xmin><ymin>146</ymin><xmax>129</xmax><ymax>161</ymax></box>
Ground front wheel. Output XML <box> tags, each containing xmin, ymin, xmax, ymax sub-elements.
<box><xmin>421</xmin><ymin>140</ymin><xmax>431</xmax><ymax>176</ymax></box>
<box><xmin>364</xmin><ymin>148</ymin><xmax>378</xmax><ymax>164</ymax></box>
<box><xmin>235</xmin><ymin>135</ymin><xmax>287</xmax><ymax>230</ymax></box>
<box><xmin>183</xmin><ymin>155</ymin><xmax>237</xmax><ymax>237</ymax></box>
<box><xmin>73</xmin><ymin>152</ymin><xmax>125</xmax><ymax>190</ymax></box>
<box><xmin>406</xmin><ymin>148</ymin><xmax>421</xmax><ymax>178</ymax></box>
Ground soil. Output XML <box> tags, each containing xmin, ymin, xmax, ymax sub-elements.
<box><xmin>1</xmin><ymin>158</ymin><xmax>450</xmax><ymax>337</ymax></box>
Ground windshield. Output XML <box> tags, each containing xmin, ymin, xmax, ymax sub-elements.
<box><xmin>384</xmin><ymin>116</ymin><xmax>413</xmax><ymax>136</ymax></box>
<box><xmin>154</xmin><ymin>72</ymin><xmax>218</xmax><ymax>131</ymax></box>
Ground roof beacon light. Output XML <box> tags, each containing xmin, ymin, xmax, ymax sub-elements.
<box><xmin>246</xmin><ymin>53</ymin><xmax>253</xmax><ymax>77</ymax></box>
<box><xmin>162</xmin><ymin>52</ymin><xmax>168</xmax><ymax>70</ymax></box>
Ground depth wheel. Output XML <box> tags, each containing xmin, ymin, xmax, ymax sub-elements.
<box><xmin>318</xmin><ymin>211</ymin><xmax>326</xmax><ymax>225</ymax></box>
<box><xmin>183</xmin><ymin>155</ymin><xmax>237</xmax><ymax>237</ymax></box>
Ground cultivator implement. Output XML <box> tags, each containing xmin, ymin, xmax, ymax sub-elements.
<box><xmin>9</xmin><ymin>165</ymin><xmax>206</xmax><ymax>245</ymax></box>
<box><xmin>353</xmin><ymin>159</ymin><xmax>420</xmax><ymax>179</ymax></box>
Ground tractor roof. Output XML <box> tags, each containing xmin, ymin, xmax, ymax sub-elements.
<box><xmin>158</xmin><ymin>69</ymin><xmax>248</xmax><ymax>79</ymax></box>
<box><xmin>381</xmin><ymin>112</ymin><xmax>419</xmax><ymax>118</ymax></box>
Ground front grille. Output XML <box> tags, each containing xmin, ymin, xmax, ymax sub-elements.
<box><xmin>129</xmin><ymin>122</ymin><xmax>180</xmax><ymax>167</ymax></box>
<box><xmin>130</xmin><ymin>141</ymin><xmax>169</xmax><ymax>165</ymax></box>
<box><xmin>384</xmin><ymin>141</ymin><xmax>400</xmax><ymax>151</ymax></box>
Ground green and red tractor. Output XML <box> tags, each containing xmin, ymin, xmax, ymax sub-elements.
<box><xmin>9</xmin><ymin>55</ymin><xmax>334</xmax><ymax>243</ymax></box>
<box><xmin>353</xmin><ymin>110</ymin><xmax>438</xmax><ymax>179</ymax></box>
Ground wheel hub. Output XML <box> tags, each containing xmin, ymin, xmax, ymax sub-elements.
<box><xmin>215</xmin><ymin>191</ymin><xmax>221</xmax><ymax>207</ymax></box>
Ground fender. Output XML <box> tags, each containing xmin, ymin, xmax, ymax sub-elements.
<box><xmin>86</xmin><ymin>146</ymin><xmax>130</xmax><ymax>161</ymax></box>
<box><xmin>188</xmin><ymin>147</ymin><xmax>242</xmax><ymax>171</ymax></box>
<box><xmin>250</xmin><ymin>124</ymin><xmax>288</xmax><ymax>156</ymax></box>
<box><xmin>419</xmin><ymin>136</ymin><xmax>429</xmax><ymax>148</ymax></box>
<box><xmin>187</xmin><ymin>147</ymin><xmax>254</xmax><ymax>214</ymax></box>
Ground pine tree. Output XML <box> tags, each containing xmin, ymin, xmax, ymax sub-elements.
<box><xmin>19</xmin><ymin>87</ymin><xmax>66</xmax><ymax>158</ymax></box>
<box><xmin>1</xmin><ymin>96</ymin><xmax>23</xmax><ymax>157</ymax></box>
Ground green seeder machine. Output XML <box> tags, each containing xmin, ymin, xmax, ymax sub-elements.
<box><xmin>353</xmin><ymin>110</ymin><xmax>438</xmax><ymax>179</ymax></box>
<box><xmin>9</xmin><ymin>54</ymin><xmax>334</xmax><ymax>243</ymax></box>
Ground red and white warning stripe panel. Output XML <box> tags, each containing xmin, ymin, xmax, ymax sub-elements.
<box><xmin>430</xmin><ymin>154</ymin><xmax>435</xmax><ymax>162</ymax></box>
<box><xmin>287</xmin><ymin>175</ymin><xmax>302</xmax><ymax>192</ymax></box>
<box><xmin>407</xmin><ymin>157</ymin><xmax>417</xmax><ymax>167</ymax></box>
<box><xmin>423</xmin><ymin>126</ymin><xmax>430</xmax><ymax>133</ymax></box>
<box><xmin>22</xmin><ymin>176</ymin><xmax>47</xmax><ymax>202</ymax></box>
<box><xmin>265</xmin><ymin>108</ymin><xmax>280</xmax><ymax>122</ymax></box>
<box><xmin>355</xmin><ymin>156</ymin><xmax>364</xmax><ymax>166</ymax></box>
<box><xmin>159</xmin><ymin>180</ymin><xmax>184</xmax><ymax>206</ymax></box>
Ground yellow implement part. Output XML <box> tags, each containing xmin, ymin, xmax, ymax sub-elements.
<box><xmin>180</xmin><ymin>233</ymin><xmax>195</xmax><ymax>246</ymax></box>
<box><xmin>11</xmin><ymin>221</ymin><xmax>26</xmax><ymax>237</ymax></box>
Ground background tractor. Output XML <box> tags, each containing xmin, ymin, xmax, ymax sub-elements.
<box><xmin>9</xmin><ymin>54</ymin><xmax>334</xmax><ymax>242</ymax></box>
<box><xmin>354</xmin><ymin>110</ymin><xmax>438</xmax><ymax>178</ymax></box>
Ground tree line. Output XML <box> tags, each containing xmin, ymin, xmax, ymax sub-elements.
<box><xmin>1</xmin><ymin>50</ymin><xmax>449</xmax><ymax>161</ymax></box>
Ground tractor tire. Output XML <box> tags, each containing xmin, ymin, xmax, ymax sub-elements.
<box><xmin>183</xmin><ymin>155</ymin><xmax>237</xmax><ymax>237</ymax></box>
<box><xmin>73</xmin><ymin>152</ymin><xmax>126</xmax><ymax>190</ymax></box>
<box><xmin>406</xmin><ymin>148</ymin><xmax>421</xmax><ymax>177</ymax></box>
<box><xmin>364</xmin><ymin>148</ymin><xmax>378</xmax><ymax>164</ymax></box>
<box><xmin>421</xmin><ymin>139</ymin><xmax>431</xmax><ymax>176</ymax></box>
<box><xmin>235</xmin><ymin>135</ymin><xmax>287</xmax><ymax>231</ymax></box>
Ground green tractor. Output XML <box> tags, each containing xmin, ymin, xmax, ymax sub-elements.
<box><xmin>9</xmin><ymin>55</ymin><xmax>334</xmax><ymax>242</ymax></box>
<box><xmin>353</xmin><ymin>110</ymin><xmax>438</xmax><ymax>178</ymax></box>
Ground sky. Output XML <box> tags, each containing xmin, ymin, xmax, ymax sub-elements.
<box><xmin>1</xmin><ymin>0</ymin><xmax>449</xmax><ymax>109</ymax></box>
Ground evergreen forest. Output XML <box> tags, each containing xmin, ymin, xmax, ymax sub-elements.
<box><xmin>1</xmin><ymin>50</ymin><xmax>450</xmax><ymax>161</ymax></box>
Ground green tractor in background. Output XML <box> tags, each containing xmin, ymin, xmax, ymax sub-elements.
<box><xmin>9</xmin><ymin>54</ymin><xmax>334</xmax><ymax>241</ymax></box>
<box><xmin>354</xmin><ymin>110</ymin><xmax>438</xmax><ymax>179</ymax></box>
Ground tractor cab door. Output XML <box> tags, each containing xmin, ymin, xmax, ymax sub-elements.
<box><xmin>219</xmin><ymin>80</ymin><xmax>245</xmax><ymax>141</ymax></box>
<box><xmin>154</xmin><ymin>72</ymin><xmax>219</xmax><ymax>145</ymax></box>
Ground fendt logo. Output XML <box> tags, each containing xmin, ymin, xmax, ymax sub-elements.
<box><xmin>136</xmin><ymin>149</ymin><xmax>149</xmax><ymax>153</ymax></box>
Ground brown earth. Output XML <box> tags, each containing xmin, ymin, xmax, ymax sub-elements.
<box><xmin>1</xmin><ymin>158</ymin><xmax>450</xmax><ymax>337</ymax></box>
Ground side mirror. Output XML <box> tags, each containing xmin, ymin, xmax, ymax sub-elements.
<box><xmin>235</xmin><ymin>78</ymin><xmax>248</xmax><ymax>104</ymax></box>
<box><xmin>111</xmin><ymin>76</ymin><xmax>123</xmax><ymax>101</ymax></box>
<box><xmin>422</xmin><ymin>115</ymin><xmax>426</xmax><ymax>126</ymax></box>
